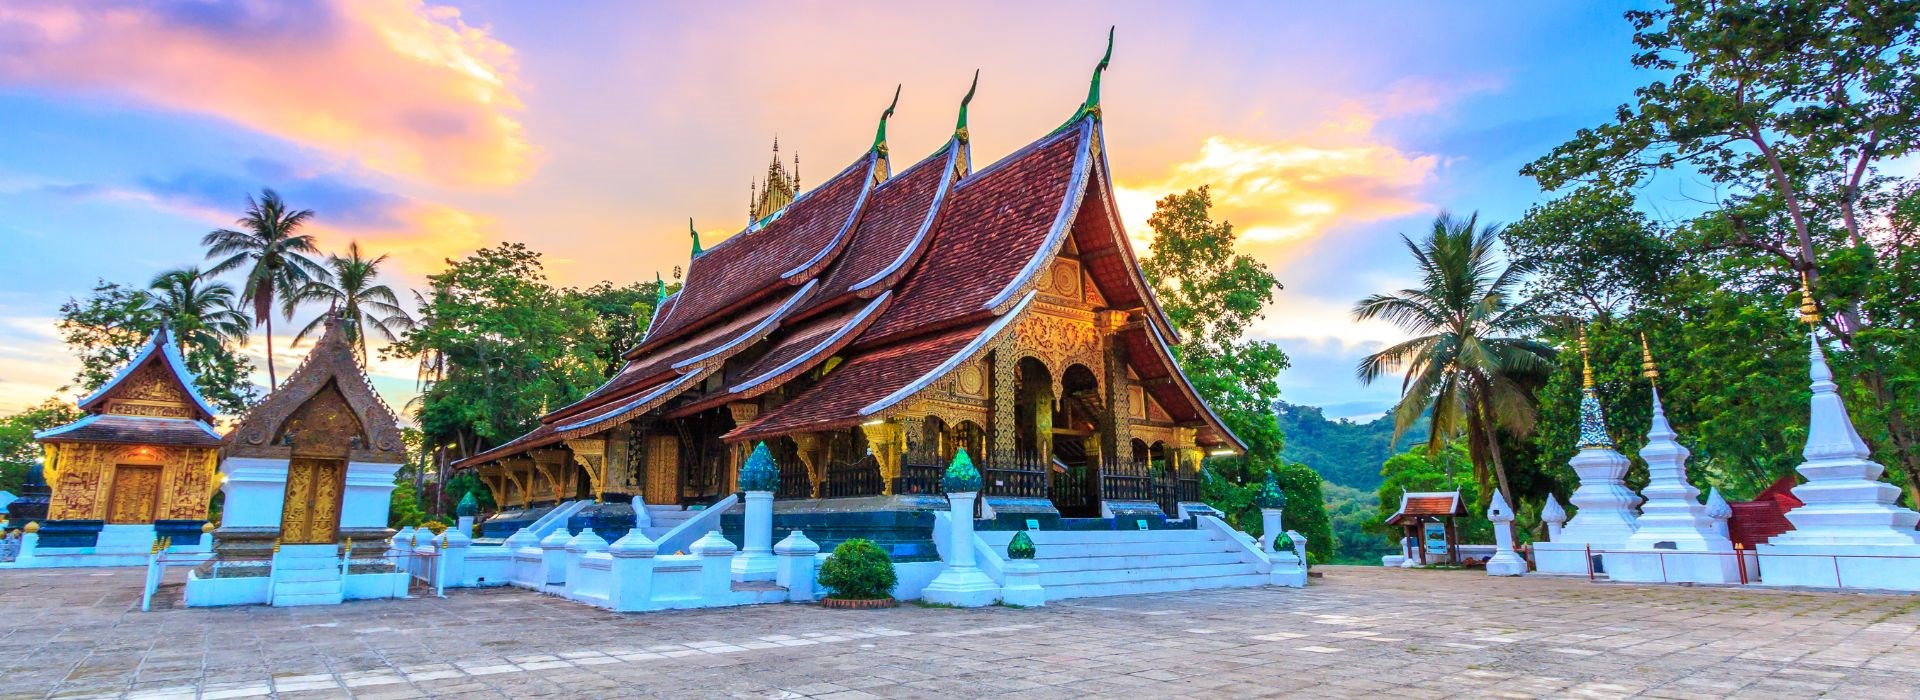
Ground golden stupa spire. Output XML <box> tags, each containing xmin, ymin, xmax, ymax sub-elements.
<box><xmin>749</xmin><ymin>136</ymin><xmax>800</xmax><ymax>224</ymax></box>
<box><xmin>1640</xmin><ymin>332</ymin><xmax>1659</xmax><ymax>386</ymax></box>
<box><xmin>1579</xmin><ymin>329</ymin><xmax>1595</xmax><ymax>389</ymax></box>
<box><xmin>1799</xmin><ymin>271</ymin><xmax>1821</xmax><ymax>325</ymax></box>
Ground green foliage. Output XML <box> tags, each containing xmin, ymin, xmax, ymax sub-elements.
<box><xmin>57</xmin><ymin>275</ymin><xmax>261</xmax><ymax>414</ymax></box>
<box><xmin>1202</xmin><ymin>458</ymin><xmax>1333</xmax><ymax>562</ymax></box>
<box><xmin>817</xmin><ymin>538</ymin><xmax>897</xmax><ymax>600</ymax></box>
<box><xmin>0</xmin><ymin>399</ymin><xmax>80</xmax><ymax>494</ymax></box>
<box><xmin>1521</xmin><ymin>0</ymin><xmax>1920</xmax><ymax>504</ymax></box>
<box><xmin>1323</xmin><ymin>483</ymin><xmax>1392</xmax><ymax>564</ymax></box>
<box><xmin>571</xmin><ymin>279</ymin><xmax>668</xmax><ymax>379</ymax></box>
<box><xmin>201</xmin><ymin>188</ymin><xmax>327</xmax><ymax>386</ymax></box>
<box><xmin>285</xmin><ymin>242</ymin><xmax>414</xmax><ymax>362</ymax></box>
<box><xmin>1373</xmin><ymin>444</ymin><xmax>1492</xmax><ymax>548</ymax></box>
<box><xmin>389</xmin><ymin>243</ymin><xmax>637</xmax><ymax>460</ymax></box>
<box><xmin>388</xmin><ymin>478</ymin><xmax>428</xmax><ymax>529</ymax></box>
<box><xmin>1276</xmin><ymin>401</ymin><xmax>1427</xmax><ymax>490</ymax></box>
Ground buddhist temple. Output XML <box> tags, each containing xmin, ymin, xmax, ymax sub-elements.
<box><xmin>23</xmin><ymin>326</ymin><xmax>221</xmax><ymax>566</ymax></box>
<box><xmin>458</xmin><ymin>36</ymin><xmax>1244</xmax><ymax>564</ymax></box>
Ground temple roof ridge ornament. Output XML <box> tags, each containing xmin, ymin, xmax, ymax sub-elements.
<box><xmin>689</xmin><ymin>218</ymin><xmax>704</xmax><ymax>258</ymax></box>
<box><xmin>950</xmin><ymin>69</ymin><xmax>978</xmax><ymax>179</ymax></box>
<box><xmin>870</xmin><ymin>84</ymin><xmax>901</xmax><ymax>183</ymax></box>
<box><xmin>74</xmin><ymin>323</ymin><xmax>217</xmax><ymax>422</ymax></box>
<box><xmin>1058</xmin><ymin>27</ymin><xmax>1113</xmax><ymax>131</ymax></box>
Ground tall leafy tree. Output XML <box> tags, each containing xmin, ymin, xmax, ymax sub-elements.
<box><xmin>1524</xmin><ymin>0</ymin><xmax>1920</xmax><ymax>503</ymax></box>
<box><xmin>287</xmin><ymin>242</ymin><xmax>415</xmax><ymax>363</ymax></box>
<box><xmin>1142</xmin><ymin>187</ymin><xmax>1331</xmax><ymax>560</ymax></box>
<box><xmin>0</xmin><ymin>398</ymin><xmax>81</xmax><ymax>493</ymax></box>
<box><xmin>56</xmin><ymin>275</ymin><xmax>261</xmax><ymax>414</ymax></box>
<box><xmin>202</xmin><ymin>188</ymin><xmax>327</xmax><ymax>388</ymax></box>
<box><xmin>1353</xmin><ymin>212</ymin><xmax>1556</xmax><ymax>503</ymax></box>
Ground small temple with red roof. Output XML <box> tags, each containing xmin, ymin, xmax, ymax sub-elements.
<box><xmin>456</xmin><ymin>33</ymin><xmax>1244</xmax><ymax>558</ymax></box>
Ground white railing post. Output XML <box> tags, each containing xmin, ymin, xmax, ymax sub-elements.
<box><xmin>608</xmin><ymin>530</ymin><xmax>659</xmax><ymax>611</ymax></box>
<box><xmin>774</xmin><ymin>530</ymin><xmax>820</xmax><ymax>602</ymax></box>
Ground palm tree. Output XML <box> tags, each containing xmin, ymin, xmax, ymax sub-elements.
<box><xmin>202</xmin><ymin>189</ymin><xmax>327</xmax><ymax>388</ymax></box>
<box><xmin>145</xmin><ymin>267</ymin><xmax>251</xmax><ymax>357</ymax></box>
<box><xmin>286</xmin><ymin>242</ymin><xmax>415</xmax><ymax>363</ymax></box>
<box><xmin>1353</xmin><ymin>211</ymin><xmax>1555</xmax><ymax>502</ymax></box>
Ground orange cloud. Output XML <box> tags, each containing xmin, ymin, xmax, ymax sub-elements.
<box><xmin>0</xmin><ymin>0</ymin><xmax>532</xmax><ymax>187</ymax></box>
<box><xmin>1112</xmin><ymin>115</ymin><xmax>1438</xmax><ymax>254</ymax></box>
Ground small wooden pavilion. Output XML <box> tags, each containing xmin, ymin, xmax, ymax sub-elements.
<box><xmin>1386</xmin><ymin>490</ymin><xmax>1466</xmax><ymax>565</ymax></box>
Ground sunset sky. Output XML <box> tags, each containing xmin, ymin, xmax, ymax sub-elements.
<box><xmin>0</xmin><ymin>1</ymin><xmax>1681</xmax><ymax>422</ymax></box>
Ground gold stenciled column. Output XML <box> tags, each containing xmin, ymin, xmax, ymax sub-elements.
<box><xmin>989</xmin><ymin>349</ymin><xmax>1017</xmax><ymax>465</ymax></box>
<box><xmin>1096</xmin><ymin>310</ymin><xmax>1132</xmax><ymax>463</ymax></box>
<box><xmin>564</xmin><ymin>437</ymin><xmax>608</xmax><ymax>503</ymax></box>
<box><xmin>861</xmin><ymin>419</ymin><xmax>904</xmax><ymax>495</ymax></box>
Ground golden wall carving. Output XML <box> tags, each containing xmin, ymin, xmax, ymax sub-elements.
<box><xmin>44</xmin><ymin>443</ymin><xmax>215</xmax><ymax>521</ymax></box>
<box><xmin>103</xmin><ymin>363</ymin><xmax>195</xmax><ymax>419</ymax></box>
<box><xmin>226</xmin><ymin>319</ymin><xmax>405</xmax><ymax>463</ymax></box>
<box><xmin>644</xmin><ymin>435</ymin><xmax>680</xmax><ymax>506</ymax></box>
<box><xmin>280</xmin><ymin>458</ymin><xmax>343</xmax><ymax>544</ymax></box>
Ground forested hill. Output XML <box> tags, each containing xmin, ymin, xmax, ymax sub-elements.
<box><xmin>1276</xmin><ymin>402</ymin><xmax>1428</xmax><ymax>490</ymax></box>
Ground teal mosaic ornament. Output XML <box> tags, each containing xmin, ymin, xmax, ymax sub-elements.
<box><xmin>1274</xmin><ymin>531</ymin><xmax>1293</xmax><ymax>550</ymax></box>
<box><xmin>456</xmin><ymin>491</ymin><xmax>478</xmax><ymax>518</ymax></box>
<box><xmin>1007</xmin><ymin>530</ymin><xmax>1036</xmax><ymax>559</ymax></box>
<box><xmin>738</xmin><ymin>442</ymin><xmax>780</xmax><ymax>492</ymax></box>
<box><xmin>1577</xmin><ymin>386</ymin><xmax>1614</xmax><ymax>448</ymax></box>
<box><xmin>942</xmin><ymin>448</ymin><xmax>983</xmax><ymax>493</ymax></box>
<box><xmin>1254</xmin><ymin>470</ymin><xmax>1286</xmax><ymax>510</ymax></box>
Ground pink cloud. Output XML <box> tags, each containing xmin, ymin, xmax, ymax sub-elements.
<box><xmin>0</xmin><ymin>0</ymin><xmax>533</xmax><ymax>187</ymax></box>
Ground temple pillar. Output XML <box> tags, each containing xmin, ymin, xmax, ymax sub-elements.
<box><xmin>792</xmin><ymin>433</ymin><xmax>823</xmax><ymax>497</ymax></box>
<box><xmin>1096</xmin><ymin>311</ymin><xmax>1131</xmax><ymax>461</ymax></box>
<box><xmin>860</xmin><ymin>420</ymin><xmax>904</xmax><ymax>495</ymax></box>
<box><xmin>990</xmin><ymin>349</ymin><xmax>1016</xmax><ymax>465</ymax></box>
<box><xmin>564</xmin><ymin>437</ymin><xmax>607</xmax><ymax>502</ymax></box>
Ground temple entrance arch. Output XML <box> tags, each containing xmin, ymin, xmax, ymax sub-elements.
<box><xmin>273</xmin><ymin>380</ymin><xmax>361</xmax><ymax>544</ymax></box>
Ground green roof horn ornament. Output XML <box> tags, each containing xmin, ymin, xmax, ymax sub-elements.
<box><xmin>738</xmin><ymin>441</ymin><xmax>779</xmax><ymax>493</ymax></box>
<box><xmin>942</xmin><ymin>448</ymin><xmax>983</xmax><ymax>493</ymax></box>
<box><xmin>955</xmin><ymin>69</ymin><xmax>978</xmax><ymax>143</ymax></box>
<box><xmin>688</xmin><ymin>218</ymin><xmax>703</xmax><ymax>258</ymax></box>
<box><xmin>871</xmin><ymin>84</ymin><xmax>901</xmax><ymax>157</ymax></box>
<box><xmin>654</xmin><ymin>272</ymin><xmax>667</xmax><ymax>306</ymax></box>
<box><xmin>1007</xmin><ymin>530</ymin><xmax>1036</xmax><ymax>560</ymax></box>
<box><xmin>1060</xmin><ymin>27</ymin><xmax>1113</xmax><ymax>131</ymax></box>
<box><xmin>1254</xmin><ymin>470</ymin><xmax>1287</xmax><ymax>510</ymax></box>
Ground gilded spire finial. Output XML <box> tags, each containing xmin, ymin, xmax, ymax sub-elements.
<box><xmin>871</xmin><ymin>84</ymin><xmax>901</xmax><ymax>156</ymax></box>
<box><xmin>1579</xmin><ymin>329</ymin><xmax>1595</xmax><ymax>389</ymax></box>
<box><xmin>1799</xmin><ymin>271</ymin><xmax>1820</xmax><ymax>325</ymax></box>
<box><xmin>689</xmin><ymin>218</ymin><xmax>703</xmax><ymax>257</ymax></box>
<box><xmin>1640</xmin><ymin>332</ymin><xmax>1659</xmax><ymax>385</ymax></box>
<box><xmin>955</xmin><ymin>69</ymin><xmax>979</xmax><ymax>142</ymax></box>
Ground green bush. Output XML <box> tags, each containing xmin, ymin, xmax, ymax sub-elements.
<box><xmin>818</xmin><ymin>538</ymin><xmax>897</xmax><ymax>600</ymax></box>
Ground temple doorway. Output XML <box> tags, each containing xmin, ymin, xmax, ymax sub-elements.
<box><xmin>105</xmin><ymin>465</ymin><xmax>161</xmax><ymax>524</ymax></box>
<box><xmin>279</xmin><ymin>458</ymin><xmax>344</xmax><ymax>544</ymax></box>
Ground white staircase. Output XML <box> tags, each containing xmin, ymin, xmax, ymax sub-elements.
<box><xmin>975</xmin><ymin>528</ymin><xmax>1267</xmax><ymax>601</ymax></box>
<box><xmin>270</xmin><ymin>545</ymin><xmax>344</xmax><ymax>607</ymax></box>
<box><xmin>642</xmin><ymin>505</ymin><xmax>699</xmax><ymax>540</ymax></box>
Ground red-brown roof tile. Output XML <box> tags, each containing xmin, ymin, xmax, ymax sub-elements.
<box><xmin>726</xmin><ymin>322</ymin><xmax>987</xmax><ymax>441</ymax></box>
<box><xmin>642</xmin><ymin>152</ymin><xmax>875</xmax><ymax>347</ymax></box>
<box><xmin>857</xmin><ymin>125</ymin><xmax>1086</xmax><ymax>344</ymax></box>
<box><xmin>36</xmin><ymin>414</ymin><xmax>222</xmax><ymax>446</ymax></box>
<box><xmin>803</xmin><ymin>144</ymin><xmax>952</xmax><ymax>310</ymax></box>
<box><xmin>1386</xmin><ymin>491</ymin><xmax>1465</xmax><ymax>525</ymax></box>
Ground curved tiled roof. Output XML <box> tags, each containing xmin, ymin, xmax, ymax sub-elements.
<box><xmin>642</xmin><ymin>152</ymin><xmax>876</xmax><ymax>347</ymax></box>
<box><xmin>857</xmin><ymin>122</ymin><xmax>1089</xmax><ymax>344</ymax></box>
<box><xmin>36</xmin><ymin>414</ymin><xmax>222</xmax><ymax>446</ymax></box>
<box><xmin>807</xmin><ymin>143</ymin><xmax>954</xmax><ymax>308</ymax></box>
<box><xmin>76</xmin><ymin>326</ymin><xmax>216</xmax><ymax>422</ymax></box>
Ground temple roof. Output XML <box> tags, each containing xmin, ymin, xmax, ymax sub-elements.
<box><xmin>36</xmin><ymin>414</ymin><xmax>222</xmax><ymax>446</ymax></box>
<box><xmin>640</xmin><ymin>152</ymin><xmax>877</xmax><ymax>349</ymax></box>
<box><xmin>223</xmin><ymin>316</ymin><xmax>406</xmax><ymax>463</ymax></box>
<box><xmin>75</xmin><ymin>326</ymin><xmax>217</xmax><ymax>423</ymax></box>
<box><xmin>1385</xmin><ymin>491</ymin><xmax>1465</xmax><ymax>526</ymax></box>
<box><xmin>728</xmin><ymin>318</ymin><xmax>1004</xmax><ymax>440</ymax></box>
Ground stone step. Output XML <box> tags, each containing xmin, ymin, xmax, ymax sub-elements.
<box><xmin>1044</xmin><ymin>573</ymin><xmax>1270</xmax><ymax>601</ymax></box>
<box><xmin>1036</xmin><ymin>562</ymin><xmax>1259</xmax><ymax>587</ymax></box>
<box><xmin>272</xmin><ymin>579</ymin><xmax>343</xmax><ymax>596</ymax></box>
<box><xmin>272</xmin><ymin>556</ymin><xmax>343</xmax><ymax>571</ymax></box>
<box><xmin>989</xmin><ymin>538</ymin><xmax>1241</xmax><ymax>560</ymax></box>
<box><xmin>273</xmin><ymin>568</ymin><xmax>342</xmax><ymax>584</ymax></box>
<box><xmin>272</xmin><ymin>591</ymin><xmax>346</xmax><ymax>607</ymax></box>
<box><xmin>977</xmin><ymin>529</ymin><xmax>1216</xmax><ymax>546</ymax></box>
<box><xmin>1032</xmin><ymin>551</ymin><xmax>1251</xmax><ymax>572</ymax></box>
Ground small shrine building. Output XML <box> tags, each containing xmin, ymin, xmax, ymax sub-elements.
<box><xmin>26</xmin><ymin>326</ymin><xmax>222</xmax><ymax>565</ymax></box>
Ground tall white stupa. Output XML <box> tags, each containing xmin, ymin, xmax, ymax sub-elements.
<box><xmin>1535</xmin><ymin>331</ymin><xmax>1641</xmax><ymax>575</ymax></box>
<box><xmin>1758</xmin><ymin>280</ymin><xmax>1920</xmax><ymax>590</ymax></box>
<box><xmin>1610</xmin><ymin>334</ymin><xmax>1741</xmax><ymax>583</ymax></box>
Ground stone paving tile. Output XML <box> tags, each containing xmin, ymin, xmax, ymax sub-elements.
<box><xmin>3</xmin><ymin>566</ymin><xmax>1920</xmax><ymax>698</ymax></box>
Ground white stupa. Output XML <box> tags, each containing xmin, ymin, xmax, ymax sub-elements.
<box><xmin>1535</xmin><ymin>334</ymin><xmax>1640</xmax><ymax>576</ymax></box>
<box><xmin>1610</xmin><ymin>335</ymin><xmax>1740</xmax><ymax>583</ymax></box>
<box><xmin>1757</xmin><ymin>301</ymin><xmax>1920</xmax><ymax>589</ymax></box>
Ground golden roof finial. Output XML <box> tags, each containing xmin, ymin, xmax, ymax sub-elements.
<box><xmin>1579</xmin><ymin>329</ymin><xmax>1595</xmax><ymax>389</ymax></box>
<box><xmin>1799</xmin><ymin>271</ymin><xmax>1821</xmax><ymax>325</ymax></box>
<box><xmin>1640</xmin><ymin>332</ymin><xmax>1659</xmax><ymax>385</ymax></box>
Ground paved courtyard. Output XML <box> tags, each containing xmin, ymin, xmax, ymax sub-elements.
<box><xmin>2</xmin><ymin>566</ymin><xmax>1918</xmax><ymax>699</ymax></box>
